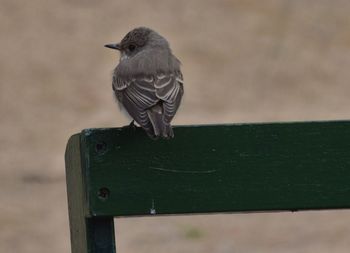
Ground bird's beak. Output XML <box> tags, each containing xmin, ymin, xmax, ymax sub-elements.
<box><xmin>104</xmin><ymin>43</ymin><xmax>121</xmax><ymax>50</ymax></box>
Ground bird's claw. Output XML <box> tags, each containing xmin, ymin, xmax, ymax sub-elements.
<box><xmin>128</xmin><ymin>120</ymin><xmax>136</xmax><ymax>128</ymax></box>
<box><xmin>122</xmin><ymin>120</ymin><xmax>137</xmax><ymax>131</ymax></box>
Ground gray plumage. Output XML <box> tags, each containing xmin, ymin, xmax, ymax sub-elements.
<box><xmin>105</xmin><ymin>27</ymin><xmax>184</xmax><ymax>139</ymax></box>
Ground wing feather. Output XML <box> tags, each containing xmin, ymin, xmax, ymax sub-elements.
<box><xmin>155</xmin><ymin>73</ymin><xmax>182</xmax><ymax>103</ymax></box>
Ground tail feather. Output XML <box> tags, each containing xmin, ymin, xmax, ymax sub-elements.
<box><xmin>147</xmin><ymin>104</ymin><xmax>174</xmax><ymax>139</ymax></box>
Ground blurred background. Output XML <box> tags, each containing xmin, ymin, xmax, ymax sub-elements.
<box><xmin>1</xmin><ymin>0</ymin><xmax>350</xmax><ymax>252</ymax></box>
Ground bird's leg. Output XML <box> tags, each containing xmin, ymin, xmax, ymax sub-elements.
<box><xmin>123</xmin><ymin>120</ymin><xmax>137</xmax><ymax>131</ymax></box>
<box><xmin>127</xmin><ymin>120</ymin><xmax>137</xmax><ymax>131</ymax></box>
<box><xmin>128</xmin><ymin>120</ymin><xmax>135</xmax><ymax>128</ymax></box>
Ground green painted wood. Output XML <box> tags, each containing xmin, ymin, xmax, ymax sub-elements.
<box><xmin>79</xmin><ymin>121</ymin><xmax>350</xmax><ymax>217</ymax></box>
<box><xmin>65</xmin><ymin>134</ymin><xmax>116</xmax><ymax>253</ymax></box>
<box><xmin>86</xmin><ymin>217</ymin><xmax>116</xmax><ymax>253</ymax></box>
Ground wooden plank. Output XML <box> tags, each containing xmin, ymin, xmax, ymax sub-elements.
<box><xmin>79</xmin><ymin>121</ymin><xmax>350</xmax><ymax>217</ymax></box>
<box><xmin>86</xmin><ymin>217</ymin><xmax>116</xmax><ymax>253</ymax></box>
<box><xmin>65</xmin><ymin>134</ymin><xmax>116</xmax><ymax>253</ymax></box>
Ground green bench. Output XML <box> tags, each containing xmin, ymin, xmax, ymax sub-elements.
<box><xmin>65</xmin><ymin>121</ymin><xmax>350</xmax><ymax>252</ymax></box>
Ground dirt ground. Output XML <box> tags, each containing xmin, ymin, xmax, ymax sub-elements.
<box><xmin>1</xmin><ymin>0</ymin><xmax>350</xmax><ymax>252</ymax></box>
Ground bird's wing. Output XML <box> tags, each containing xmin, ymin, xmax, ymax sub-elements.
<box><xmin>154</xmin><ymin>72</ymin><xmax>184</xmax><ymax>103</ymax></box>
<box><xmin>113</xmin><ymin>72</ymin><xmax>183</xmax><ymax>107</ymax></box>
<box><xmin>113</xmin><ymin>75</ymin><xmax>159</xmax><ymax>109</ymax></box>
<box><xmin>113</xmin><ymin>75</ymin><xmax>159</xmax><ymax>135</ymax></box>
<box><xmin>154</xmin><ymin>72</ymin><xmax>184</xmax><ymax>125</ymax></box>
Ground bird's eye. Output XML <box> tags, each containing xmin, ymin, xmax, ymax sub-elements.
<box><xmin>128</xmin><ymin>44</ymin><xmax>136</xmax><ymax>51</ymax></box>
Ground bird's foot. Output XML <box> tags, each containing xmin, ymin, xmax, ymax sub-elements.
<box><xmin>128</xmin><ymin>120</ymin><xmax>136</xmax><ymax>128</ymax></box>
<box><xmin>123</xmin><ymin>120</ymin><xmax>137</xmax><ymax>131</ymax></box>
<box><xmin>128</xmin><ymin>121</ymin><xmax>138</xmax><ymax>132</ymax></box>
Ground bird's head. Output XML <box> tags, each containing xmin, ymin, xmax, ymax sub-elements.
<box><xmin>105</xmin><ymin>27</ymin><xmax>170</xmax><ymax>61</ymax></box>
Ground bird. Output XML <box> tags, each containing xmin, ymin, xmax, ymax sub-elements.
<box><xmin>105</xmin><ymin>27</ymin><xmax>184</xmax><ymax>139</ymax></box>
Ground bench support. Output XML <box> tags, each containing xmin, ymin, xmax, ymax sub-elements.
<box><xmin>65</xmin><ymin>134</ymin><xmax>116</xmax><ymax>253</ymax></box>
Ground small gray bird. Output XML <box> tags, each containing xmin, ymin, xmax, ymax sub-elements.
<box><xmin>105</xmin><ymin>27</ymin><xmax>184</xmax><ymax>139</ymax></box>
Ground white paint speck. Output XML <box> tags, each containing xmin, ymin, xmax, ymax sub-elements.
<box><xmin>150</xmin><ymin>199</ymin><xmax>156</xmax><ymax>215</ymax></box>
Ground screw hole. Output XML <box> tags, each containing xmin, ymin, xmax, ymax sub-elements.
<box><xmin>98</xmin><ymin>187</ymin><xmax>110</xmax><ymax>200</ymax></box>
<box><xmin>95</xmin><ymin>141</ymin><xmax>107</xmax><ymax>154</ymax></box>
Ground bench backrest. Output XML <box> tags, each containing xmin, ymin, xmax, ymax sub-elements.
<box><xmin>65</xmin><ymin>121</ymin><xmax>350</xmax><ymax>252</ymax></box>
